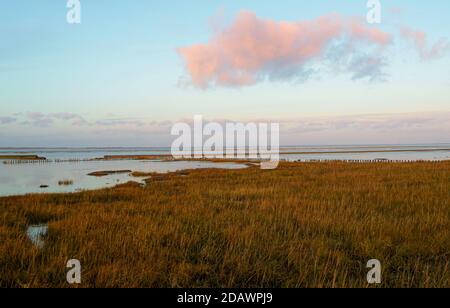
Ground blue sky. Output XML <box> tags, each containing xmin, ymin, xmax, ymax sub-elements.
<box><xmin>0</xmin><ymin>1</ymin><xmax>449</xmax><ymax>146</ymax></box>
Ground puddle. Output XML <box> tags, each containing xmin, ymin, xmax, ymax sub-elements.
<box><xmin>26</xmin><ymin>224</ymin><xmax>48</xmax><ymax>248</ymax></box>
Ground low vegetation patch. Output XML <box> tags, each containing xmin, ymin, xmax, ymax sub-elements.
<box><xmin>88</xmin><ymin>170</ymin><xmax>132</xmax><ymax>177</ymax></box>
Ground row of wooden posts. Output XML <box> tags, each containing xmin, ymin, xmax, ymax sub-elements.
<box><xmin>3</xmin><ymin>158</ymin><xmax>445</xmax><ymax>165</ymax></box>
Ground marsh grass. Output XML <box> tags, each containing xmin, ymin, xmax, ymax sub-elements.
<box><xmin>0</xmin><ymin>162</ymin><xmax>449</xmax><ymax>288</ymax></box>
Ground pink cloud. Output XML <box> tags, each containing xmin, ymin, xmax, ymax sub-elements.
<box><xmin>401</xmin><ymin>26</ymin><xmax>450</xmax><ymax>60</ymax></box>
<box><xmin>178</xmin><ymin>11</ymin><xmax>392</xmax><ymax>88</ymax></box>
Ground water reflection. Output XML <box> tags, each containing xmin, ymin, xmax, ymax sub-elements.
<box><xmin>1</xmin><ymin>145</ymin><xmax>449</xmax><ymax>196</ymax></box>
<box><xmin>0</xmin><ymin>160</ymin><xmax>247</xmax><ymax>196</ymax></box>
<box><xmin>26</xmin><ymin>224</ymin><xmax>48</xmax><ymax>248</ymax></box>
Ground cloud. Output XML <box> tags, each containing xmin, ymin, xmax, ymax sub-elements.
<box><xmin>26</xmin><ymin>112</ymin><xmax>46</xmax><ymax>120</ymax></box>
<box><xmin>347</xmin><ymin>55</ymin><xmax>388</xmax><ymax>82</ymax></box>
<box><xmin>276</xmin><ymin>112</ymin><xmax>450</xmax><ymax>145</ymax></box>
<box><xmin>93</xmin><ymin>119</ymin><xmax>175</xmax><ymax>134</ymax></box>
<box><xmin>23</xmin><ymin>112</ymin><xmax>53</xmax><ymax>127</ymax></box>
<box><xmin>95</xmin><ymin>118</ymin><xmax>145</xmax><ymax>127</ymax></box>
<box><xmin>282</xmin><ymin>112</ymin><xmax>450</xmax><ymax>135</ymax></box>
<box><xmin>2</xmin><ymin>112</ymin><xmax>449</xmax><ymax>146</ymax></box>
<box><xmin>0</xmin><ymin>116</ymin><xmax>16</xmax><ymax>125</ymax></box>
<box><xmin>52</xmin><ymin>113</ymin><xmax>89</xmax><ymax>126</ymax></box>
<box><xmin>400</xmin><ymin>26</ymin><xmax>450</xmax><ymax>60</ymax></box>
<box><xmin>0</xmin><ymin>112</ymin><xmax>178</xmax><ymax>138</ymax></box>
<box><xmin>178</xmin><ymin>11</ymin><xmax>392</xmax><ymax>88</ymax></box>
<box><xmin>20</xmin><ymin>112</ymin><xmax>89</xmax><ymax>128</ymax></box>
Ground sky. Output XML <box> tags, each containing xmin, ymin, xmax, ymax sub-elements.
<box><xmin>0</xmin><ymin>0</ymin><xmax>449</xmax><ymax>147</ymax></box>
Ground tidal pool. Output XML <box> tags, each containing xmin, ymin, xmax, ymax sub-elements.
<box><xmin>26</xmin><ymin>224</ymin><xmax>48</xmax><ymax>248</ymax></box>
<box><xmin>0</xmin><ymin>160</ymin><xmax>247</xmax><ymax>196</ymax></box>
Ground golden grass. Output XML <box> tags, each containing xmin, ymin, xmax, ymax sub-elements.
<box><xmin>0</xmin><ymin>161</ymin><xmax>449</xmax><ymax>288</ymax></box>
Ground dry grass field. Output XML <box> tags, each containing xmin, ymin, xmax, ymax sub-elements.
<box><xmin>0</xmin><ymin>161</ymin><xmax>449</xmax><ymax>288</ymax></box>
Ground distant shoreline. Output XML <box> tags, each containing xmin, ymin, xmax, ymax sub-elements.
<box><xmin>1</xmin><ymin>143</ymin><xmax>450</xmax><ymax>151</ymax></box>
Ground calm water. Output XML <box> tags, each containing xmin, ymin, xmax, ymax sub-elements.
<box><xmin>282</xmin><ymin>150</ymin><xmax>450</xmax><ymax>162</ymax></box>
<box><xmin>1</xmin><ymin>144</ymin><xmax>449</xmax><ymax>159</ymax></box>
<box><xmin>1</xmin><ymin>145</ymin><xmax>449</xmax><ymax>196</ymax></box>
<box><xmin>280</xmin><ymin>144</ymin><xmax>450</xmax><ymax>161</ymax></box>
<box><xmin>26</xmin><ymin>224</ymin><xmax>48</xmax><ymax>248</ymax></box>
<box><xmin>0</xmin><ymin>159</ymin><xmax>247</xmax><ymax>197</ymax></box>
<box><xmin>0</xmin><ymin>147</ymin><xmax>170</xmax><ymax>160</ymax></box>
